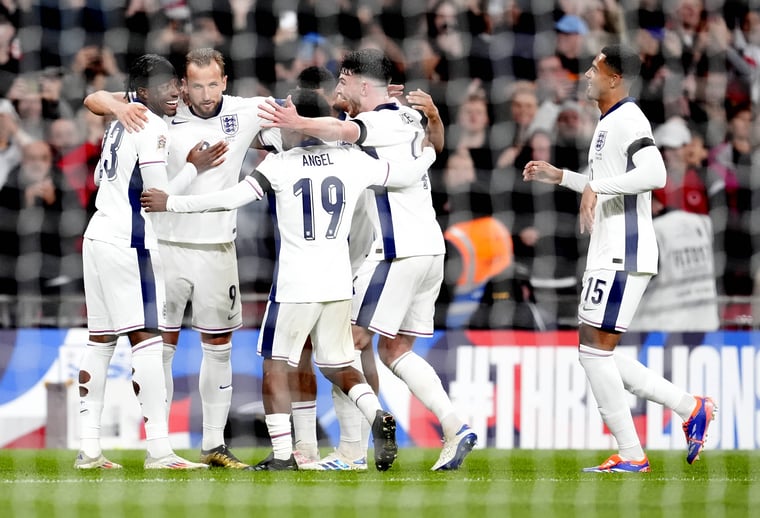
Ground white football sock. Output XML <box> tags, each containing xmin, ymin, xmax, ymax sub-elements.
<box><xmin>199</xmin><ymin>341</ymin><xmax>232</xmax><ymax>451</ymax></box>
<box><xmin>347</xmin><ymin>383</ymin><xmax>381</xmax><ymax>424</ymax></box>
<box><xmin>389</xmin><ymin>351</ymin><xmax>460</xmax><ymax>439</ymax></box>
<box><xmin>291</xmin><ymin>400</ymin><xmax>318</xmax><ymax>455</ymax></box>
<box><xmin>131</xmin><ymin>336</ymin><xmax>172</xmax><ymax>459</ymax></box>
<box><xmin>579</xmin><ymin>344</ymin><xmax>645</xmax><ymax>461</ymax></box>
<box><xmin>333</xmin><ymin>384</ymin><xmax>364</xmax><ymax>459</ymax></box>
<box><xmin>614</xmin><ymin>351</ymin><xmax>697</xmax><ymax>421</ymax></box>
<box><xmin>162</xmin><ymin>343</ymin><xmax>176</xmax><ymax>421</ymax></box>
<box><xmin>78</xmin><ymin>339</ymin><xmax>116</xmax><ymax>457</ymax></box>
<box><xmin>265</xmin><ymin>413</ymin><xmax>293</xmax><ymax>460</ymax></box>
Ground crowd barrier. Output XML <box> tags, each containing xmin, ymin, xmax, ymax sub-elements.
<box><xmin>1</xmin><ymin>328</ymin><xmax>758</xmax><ymax>450</ymax></box>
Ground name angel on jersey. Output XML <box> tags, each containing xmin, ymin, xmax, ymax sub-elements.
<box><xmin>302</xmin><ymin>153</ymin><xmax>335</xmax><ymax>167</ymax></box>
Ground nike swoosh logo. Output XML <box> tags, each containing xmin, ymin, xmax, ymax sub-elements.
<box><xmin>171</xmin><ymin>119</ymin><xmax>189</xmax><ymax>125</ymax></box>
<box><xmin>227</xmin><ymin>313</ymin><xmax>239</xmax><ymax>320</ymax></box>
<box><xmin>219</xmin><ymin>384</ymin><xmax>232</xmax><ymax>390</ymax></box>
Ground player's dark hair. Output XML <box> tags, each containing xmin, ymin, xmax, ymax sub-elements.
<box><xmin>185</xmin><ymin>47</ymin><xmax>226</xmax><ymax>77</ymax></box>
<box><xmin>297</xmin><ymin>66</ymin><xmax>336</xmax><ymax>92</ymax></box>
<box><xmin>126</xmin><ymin>54</ymin><xmax>177</xmax><ymax>93</ymax></box>
<box><xmin>288</xmin><ymin>88</ymin><xmax>331</xmax><ymax>119</ymax></box>
<box><xmin>339</xmin><ymin>48</ymin><xmax>392</xmax><ymax>84</ymax></box>
<box><xmin>600</xmin><ymin>44</ymin><xmax>641</xmax><ymax>78</ymax></box>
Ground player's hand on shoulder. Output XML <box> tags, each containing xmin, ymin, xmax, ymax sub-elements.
<box><xmin>187</xmin><ymin>140</ymin><xmax>228</xmax><ymax>172</ymax></box>
<box><xmin>115</xmin><ymin>103</ymin><xmax>148</xmax><ymax>133</ymax></box>
<box><xmin>140</xmin><ymin>188</ymin><xmax>169</xmax><ymax>212</ymax></box>
<box><xmin>523</xmin><ymin>160</ymin><xmax>562</xmax><ymax>184</ymax></box>
<box><xmin>406</xmin><ymin>89</ymin><xmax>440</xmax><ymax>121</ymax></box>
<box><xmin>258</xmin><ymin>95</ymin><xmax>297</xmax><ymax>128</ymax></box>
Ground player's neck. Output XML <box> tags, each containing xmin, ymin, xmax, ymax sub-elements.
<box><xmin>597</xmin><ymin>91</ymin><xmax>628</xmax><ymax>117</ymax></box>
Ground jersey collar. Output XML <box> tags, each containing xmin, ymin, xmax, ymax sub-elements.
<box><xmin>600</xmin><ymin>96</ymin><xmax>636</xmax><ymax>120</ymax></box>
<box><xmin>373</xmin><ymin>102</ymin><xmax>399</xmax><ymax>112</ymax></box>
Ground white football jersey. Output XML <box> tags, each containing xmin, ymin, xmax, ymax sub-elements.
<box><xmin>584</xmin><ymin>99</ymin><xmax>662</xmax><ymax>274</ymax></box>
<box><xmin>350</xmin><ymin>103</ymin><xmax>445</xmax><ymax>259</ymax></box>
<box><xmin>256</xmin><ymin>143</ymin><xmax>432</xmax><ymax>303</ymax></box>
<box><xmin>85</xmin><ymin>107</ymin><xmax>168</xmax><ymax>250</ymax></box>
<box><xmin>152</xmin><ymin>94</ymin><xmax>271</xmax><ymax>244</ymax></box>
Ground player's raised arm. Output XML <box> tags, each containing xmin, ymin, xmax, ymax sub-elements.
<box><xmin>406</xmin><ymin>89</ymin><xmax>444</xmax><ymax>153</ymax></box>
<box><xmin>258</xmin><ymin>96</ymin><xmax>361</xmax><ymax>143</ymax></box>
<box><xmin>84</xmin><ymin>90</ymin><xmax>149</xmax><ymax>132</ymax></box>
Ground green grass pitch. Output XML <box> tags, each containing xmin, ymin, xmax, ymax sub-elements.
<box><xmin>1</xmin><ymin>448</ymin><xmax>757</xmax><ymax>517</ymax></box>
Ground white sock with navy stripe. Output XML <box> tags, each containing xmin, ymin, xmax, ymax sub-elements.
<box><xmin>579</xmin><ymin>344</ymin><xmax>645</xmax><ymax>461</ymax></box>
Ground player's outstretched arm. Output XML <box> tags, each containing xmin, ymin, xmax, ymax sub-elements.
<box><xmin>406</xmin><ymin>89</ymin><xmax>444</xmax><ymax>153</ymax></box>
<box><xmin>141</xmin><ymin>175</ymin><xmax>265</xmax><ymax>213</ymax></box>
<box><xmin>523</xmin><ymin>160</ymin><xmax>563</xmax><ymax>184</ymax></box>
<box><xmin>84</xmin><ymin>90</ymin><xmax>148</xmax><ymax>132</ymax></box>
<box><xmin>258</xmin><ymin>96</ymin><xmax>361</xmax><ymax>143</ymax></box>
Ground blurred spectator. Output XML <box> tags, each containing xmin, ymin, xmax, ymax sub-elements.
<box><xmin>500</xmin><ymin>129</ymin><xmax>584</xmax><ymax>329</ymax></box>
<box><xmin>581</xmin><ymin>0</ymin><xmax>626</xmax><ymax>57</ymax></box>
<box><xmin>734</xmin><ymin>9</ymin><xmax>760</xmax><ymax>105</ymax></box>
<box><xmin>663</xmin><ymin>0</ymin><xmax>705</xmax><ymax>76</ymax></box>
<box><xmin>552</xmin><ymin>99</ymin><xmax>594</xmax><ymax>172</ymax></box>
<box><xmin>629</xmin><ymin>192</ymin><xmax>720</xmax><ymax>332</ymax></box>
<box><xmin>530</xmin><ymin>54</ymin><xmax>576</xmax><ymax>132</ymax></box>
<box><xmin>0</xmin><ymin>140</ymin><xmax>85</xmax><ymax>325</ymax></box>
<box><xmin>0</xmin><ymin>98</ymin><xmax>30</xmax><ymax>190</ymax></box>
<box><xmin>446</xmin><ymin>89</ymin><xmax>494</xmax><ymax>170</ymax></box>
<box><xmin>708</xmin><ymin>105</ymin><xmax>754</xmax><ymax>300</ymax></box>
<box><xmin>489</xmin><ymin>0</ymin><xmax>539</xmax><ymax>80</ymax></box>
<box><xmin>61</xmin><ymin>46</ymin><xmax>124</xmax><ymax>110</ymax></box>
<box><xmin>427</xmin><ymin>0</ymin><xmax>492</xmax><ymax>83</ymax></box>
<box><xmin>492</xmin><ymin>80</ymin><xmax>538</xmax><ymax>168</ymax></box>
<box><xmin>554</xmin><ymin>14</ymin><xmax>591</xmax><ymax>83</ymax></box>
<box><xmin>47</xmin><ymin>112</ymin><xmax>102</xmax><ymax>213</ymax></box>
<box><xmin>653</xmin><ymin>116</ymin><xmax>726</xmax><ymax>216</ymax></box>
<box><xmin>145</xmin><ymin>3</ymin><xmax>192</xmax><ymax>73</ymax></box>
<box><xmin>0</xmin><ymin>13</ymin><xmax>20</xmax><ymax>97</ymax></box>
<box><xmin>635</xmin><ymin>13</ymin><xmax>673</xmax><ymax>124</ymax></box>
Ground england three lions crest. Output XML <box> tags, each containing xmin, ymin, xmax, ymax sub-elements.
<box><xmin>595</xmin><ymin>131</ymin><xmax>607</xmax><ymax>151</ymax></box>
<box><xmin>221</xmin><ymin>114</ymin><xmax>238</xmax><ymax>135</ymax></box>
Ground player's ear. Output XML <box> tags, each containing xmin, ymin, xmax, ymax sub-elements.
<box><xmin>135</xmin><ymin>86</ymin><xmax>149</xmax><ymax>102</ymax></box>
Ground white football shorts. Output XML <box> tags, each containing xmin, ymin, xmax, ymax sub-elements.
<box><xmin>578</xmin><ymin>269</ymin><xmax>651</xmax><ymax>333</ymax></box>
<box><xmin>258</xmin><ymin>299</ymin><xmax>354</xmax><ymax>368</ymax></box>
<box><xmin>83</xmin><ymin>238</ymin><xmax>167</xmax><ymax>335</ymax></box>
<box><xmin>159</xmin><ymin>240</ymin><xmax>242</xmax><ymax>334</ymax></box>
<box><xmin>352</xmin><ymin>254</ymin><xmax>444</xmax><ymax>338</ymax></box>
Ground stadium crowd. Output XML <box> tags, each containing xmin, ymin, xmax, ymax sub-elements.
<box><xmin>0</xmin><ymin>0</ymin><xmax>757</xmax><ymax>329</ymax></box>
